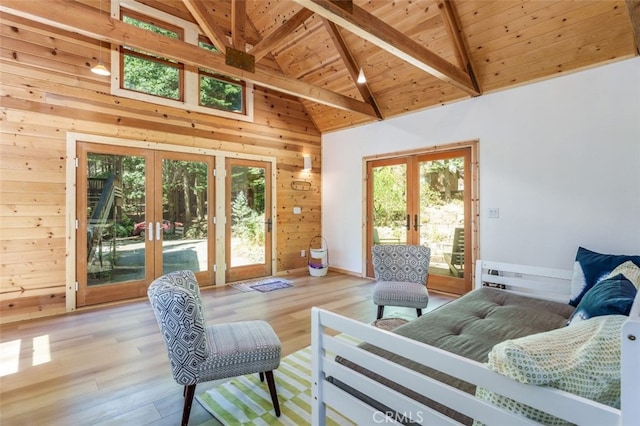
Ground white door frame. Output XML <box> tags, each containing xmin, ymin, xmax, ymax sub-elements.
<box><xmin>65</xmin><ymin>132</ymin><xmax>277</xmax><ymax>312</ymax></box>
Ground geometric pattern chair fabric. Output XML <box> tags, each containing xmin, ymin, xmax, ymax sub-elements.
<box><xmin>147</xmin><ymin>270</ymin><xmax>281</xmax><ymax>425</ymax></box>
<box><xmin>372</xmin><ymin>244</ymin><xmax>430</xmax><ymax>320</ymax></box>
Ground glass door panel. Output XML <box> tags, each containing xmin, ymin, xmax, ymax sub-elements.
<box><xmin>366</xmin><ymin>159</ymin><xmax>410</xmax><ymax>277</ymax></box>
<box><xmin>366</xmin><ymin>148</ymin><xmax>471</xmax><ymax>294</ymax></box>
<box><xmin>86</xmin><ymin>153</ymin><xmax>147</xmax><ymax>284</ymax></box>
<box><xmin>77</xmin><ymin>144</ymin><xmax>154</xmax><ymax>306</ymax></box>
<box><xmin>159</xmin><ymin>156</ymin><xmax>211</xmax><ymax>276</ymax></box>
<box><xmin>417</xmin><ymin>156</ymin><xmax>466</xmax><ymax>279</ymax></box>
<box><xmin>372</xmin><ymin>163</ymin><xmax>408</xmax><ymax>245</ymax></box>
<box><xmin>226</xmin><ymin>159</ymin><xmax>272</xmax><ymax>281</ymax></box>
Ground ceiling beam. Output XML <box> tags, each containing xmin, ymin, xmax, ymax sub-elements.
<box><xmin>0</xmin><ymin>0</ymin><xmax>377</xmax><ymax>118</ymax></box>
<box><xmin>249</xmin><ymin>8</ymin><xmax>314</xmax><ymax>63</ymax></box>
<box><xmin>323</xmin><ymin>19</ymin><xmax>383</xmax><ymax>120</ymax></box>
<box><xmin>294</xmin><ymin>0</ymin><xmax>479</xmax><ymax>96</ymax></box>
<box><xmin>626</xmin><ymin>0</ymin><xmax>640</xmax><ymax>54</ymax></box>
<box><xmin>182</xmin><ymin>0</ymin><xmax>230</xmax><ymax>50</ymax></box>
<box><xmin>231</xmin><ymin>0</ymin><xmax>246</xmax><ymax>51</ymax></box>
<box><xmin>438</xmin><ymin>0</ymin><xmax>481</xmax><ymax>94</ymax></box>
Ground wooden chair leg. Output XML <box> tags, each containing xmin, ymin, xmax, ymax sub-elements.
<box><xmin>377</xmin><ymin>305</ymin><xmax>384</xmax><ymax>319</ymax></box>
<box><xmin>182</xmin><ymin>384</ymin><xmax>196</xmax><ymax>426</ymax></box>
<box><xmin>259</xmin><ymin>372</ymin><xmax>265</xmax><ymax>382</ymax></box>
<box><xmin>264</xmin><ymin>370</ymin><xmax>281</xmax><ymax>417</ymax></box>
<box><xmin>416</xmin><ymin>308</ymin><xmax>422</xmax><ymax>317</ymax></box>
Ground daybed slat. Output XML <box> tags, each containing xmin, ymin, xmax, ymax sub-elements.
<box><xmin>479</xmin><ymin>274</ymin><xmax>570</xmax><ymax>294</ymax></box>
<box><xmin>475</xmin><ymin>261</ymin><xmax>573</xmax><ymax>281</ymax></box>
<box><xmin>322</xmin><ymin>381</ymin><xmax>403</xmax><ymax>425</ymax></box>
<box><xmin>323</xmin><ymin>345</ymin><xmax>535</xmax><ymax>426</ymax></box>
<box><xmin>475</xmin><ymin>261</ymin><xmax>573</xmax><ymax>303</ymax></box>
<box><xmin>324</xmin><ymin>356</ymin><xmax>463</xmax><ymax>425</ymax></box>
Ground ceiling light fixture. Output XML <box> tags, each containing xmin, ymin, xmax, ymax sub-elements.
<box><xmin>91</xmin><ymin>63</ymin><xmax>111</xmax><ymax>76</ymax></box>
<box><xmin>91</xmin><ymin>0</ymin><xmax>110</xmax><ymax>76</ymax></box>
<box><xmin>357</xmin><ymin>67</ymin><xmax>366</xmax><ymax>84</ymax></box>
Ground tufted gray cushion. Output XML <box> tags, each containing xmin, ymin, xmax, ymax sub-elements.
<box><xmin>372</xmin><ymin>245</ymin><xmax>430</xmax><ymax>314</ymax></box>
<box><xmin>147</xmin><ymin>270</ymin><xmax>281</xmax><ymax>385</ymax></box>
<box><xmin>200</xmin><ymin>321</ymin><xmax>281</xmax><ymax>382</ymax></box>
<box><xmin>373</xmin><ymin>281</ymin><xmax>430</xmax><ymax>309</ymax></box>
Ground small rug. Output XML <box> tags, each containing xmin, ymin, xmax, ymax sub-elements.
<box><xmin>371</xmin><ymin>317</ymin><xmax>409</xmax><ymax>331</ymax></box>
<box><xmin>251</xmin><ymin>280</ymin><xmax>293</xmax><ymax>293</ymax></box>
<box><xmin>196</xmin><ymin>344</ymin><xmax>354</xmax><ymax>425</ymax></box>
<box><xmin>231</xmin><ymin>277</ymin><xmax>293</xmax><ymax>293</ymax></box>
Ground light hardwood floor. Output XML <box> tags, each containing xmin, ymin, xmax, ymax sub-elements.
<box><xmin>0</xmin><ymin>271</ymin><xmax>453</xmax><ymax>425</ymax></box>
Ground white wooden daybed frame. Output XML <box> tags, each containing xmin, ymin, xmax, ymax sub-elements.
<box><xmin>310</xmin><ymin>260</ymin><xmax>640</xmax><ymax>425</ymax></box>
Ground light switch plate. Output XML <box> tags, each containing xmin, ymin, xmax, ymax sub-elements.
<box><xmin>293</xmin><ymin>207</ymin><xmax>302</xmax><ymax>214</ymax></box>
<box><xmin>488</xmin><ymin>208</ymin><xmax>499</xmax><ymax>218</ymax></box>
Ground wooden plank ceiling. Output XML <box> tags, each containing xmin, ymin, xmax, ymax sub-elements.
<box><xmin>2</xmin><ymin>0</ymin><xmax>637</xmax><ymax>133</ymax></box>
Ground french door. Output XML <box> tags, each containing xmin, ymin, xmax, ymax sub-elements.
<box><xmin>366</xmin><ymin>147</ymin><xmax>472</xmax><ymax>295</ymax></box>
<box><xmin>76</xmin><ymin>143</ymin><xmax>214</xmax><ymax>306</ymax></box>
<box><xmin>225</xmin><ymin>158</ymin><xmax>273</xmax><ymax>282</ymax></box>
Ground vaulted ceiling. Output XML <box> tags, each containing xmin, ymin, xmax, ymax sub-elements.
<box><xmin>3</xmin><ymin>0</ymin><xmax>639</xmax><ymax>133</ymax></box>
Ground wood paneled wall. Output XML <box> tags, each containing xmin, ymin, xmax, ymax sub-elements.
<box><xmin>0</xmin><ymin>13</ymin><xmax>322</xmax><ymax>324</ymax></box>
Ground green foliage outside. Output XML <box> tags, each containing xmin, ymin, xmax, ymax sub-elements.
<box><xmin>200</xmin><ymin>72</ymin><xmax>243</xmax><ymax>112</ymax></box>
<box><xmin>373</xmin><ymin>158</ymin><xmax>465</xmax><ymax>247</ymax></box>
<box><xmin>88</xmin><ymin>154</ymin><xmax>210</xmax><ymax>241</ymax></box>
<box><xmin>88</xmin><ymin>155</ymin><xmax>265</xmax><ymax>246</ymax></box>
<box><xmin>185</xmin><ymin>219</ymin><xmax>208</xmax><ymax>239</ymax></box>
<box><xmin>372</xmin><ymin>164</ymin><xmax>406</xmax><ymax>227</ymax></box>
<box><xmin>230</xmin><ymin>166</ymin><xmax>266</xmax><ymax>247</ymax></box>
<box><xmin>123</xmin><ymin>54</ymin><xmax>180</xmax><ymax>99</ymax></box>
<box><xmin>121</xmin><ymin>14</ymin><xmax>243</xmax><ymax>112</ymax></box>
<box><xmin>122</xmin><ymin>15</ymin><xmax>181</xmax><ymax>100</ymax></box>
<box><xmin>121</xmin><ymin>155</ymin><xmax>145</xmax><ymax>218</ymax></box>
<box><xmin>161</xmin><ymin>159</ymin><xmax>208</xmax><ymax>239</ymax></box>
<box><xmin>110</xmin><ymin>216</ymin><xmax>135</xmax><ymax>239</ymax></box>
<box><xmin>231</xmin><ymin>191</ymin><xmax>264</xmax><ymax>245</ymax></box>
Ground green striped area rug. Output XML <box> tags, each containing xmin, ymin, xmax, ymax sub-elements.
<box><xmin>196</xmin><ymin>345</ymin><xmax>354</xmax><ymax>425</ymax></box>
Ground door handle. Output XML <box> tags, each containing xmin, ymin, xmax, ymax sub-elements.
<box><xmin>265</xmin><ymin>218</ymin><xmax>272</xmax><ymax>233</ymax></box>
<box><xmin>148</xmin><ymin>222</ymin><xmax>153</xmax><ymax>241</ymax></box>
<box><xmin>156</xmin><ymin>221</ymin><xmax>161</xmax><ymax>241</ymax></box>
<box><xmin>414</xmin><ymin>214</ymin><xmax>419</xmax><ymax>231</ymax></box>
<box><xmin>406</xmin><ymin>214</ymin><xmax>410</xmax><ymax>231</ymax></box>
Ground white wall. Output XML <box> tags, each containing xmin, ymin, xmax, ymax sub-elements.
<box><xmin>322</xmin><ymin>57</ymin><xmax>640</xmax><ymax>274</ymax></box>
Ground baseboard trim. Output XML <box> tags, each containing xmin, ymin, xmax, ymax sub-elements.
<box><xmin>328</xmin><ymin>266</ymin><xmax>363</xmax><ymax>278</ymax></box>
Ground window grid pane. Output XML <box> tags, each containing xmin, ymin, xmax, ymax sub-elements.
<box><xmin>199</xmin><ymin>72</ymin><xmax>244</xmax><ymax>113</ymax></box>
<box><xmin>123</xmin><ymin>54</ymin><xmax>181</xmax><ymax>100</ymax></box>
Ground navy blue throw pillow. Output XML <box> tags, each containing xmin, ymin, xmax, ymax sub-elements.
<box><xmin>568</xmin><ymin>274</ymin><xmax>638</xmax><ymax>325</ymax></box>
<box><xmin>569</xmin><ymin>247</ymin><xmax>640</xmax><ymax>307</ymax></box>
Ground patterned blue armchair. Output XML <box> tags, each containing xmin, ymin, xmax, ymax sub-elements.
<box><xmin>147</xmin><ymin>270</ymin><xmax>281</xmax><ymax>425</ymax></box>
<box><xmin>372</xmin><ymin>244</ymin><xmax>430</xmax><ymax>319</ymax></box>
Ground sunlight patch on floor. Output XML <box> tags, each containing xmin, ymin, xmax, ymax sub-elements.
<box><xmin>0</xmin><ymin>339</ymin><xmax>21</xmax><ymax>376</ymax></box>
<box><xmin>32</xmin><ymin>334</ymin><xmax>51</xmax><ymax>366</ymax></box>
<box><xmin>1</xmin><ymin>334</ymin><xmax>52</xmax><ymax>376</ymax></box>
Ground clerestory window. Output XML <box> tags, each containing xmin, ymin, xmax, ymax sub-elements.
<box><xmin>111</xmin><ymin>0</ymin><xmax>253</xmax><ymax>122</ymax></box>
<box><xmin>121</xmin><ymin>11</ymin><xmax>183</xmax><ymax>101</ymax></box>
